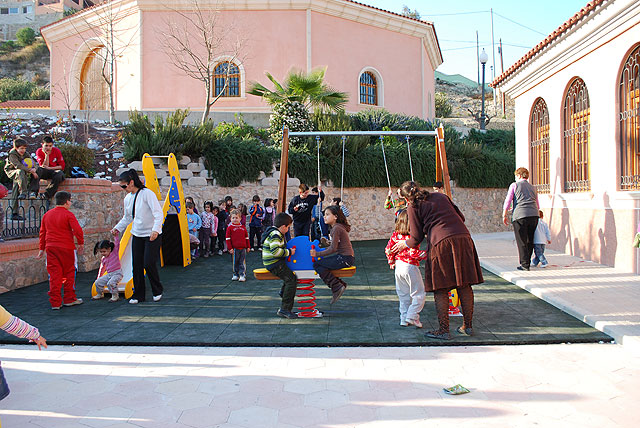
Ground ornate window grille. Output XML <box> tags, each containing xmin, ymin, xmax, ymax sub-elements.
<box><xmin>359</xmin><ymin>72</ymin><xmax>377</xmax><ymax>105</ymax></box>
<box><xmin>213</xmin><ymin>62</ymin><xmax>240</xmax><ymax>97</ymax></box>
<box><xmin>79</xmin><ymin>46</ymin><xmax>108</xmax><ymax>111</ymax></box>
<box><xmin>530</xmin><ymin>98</ymin><xmax>550</xmax><ymax>194</ymax></box>
<box><xmin>563</xmin><ymin>78</ymin><xmax>590</xmax><ymax>192</ymax></box>
<box><xmin>619</xmin><ymin>45</ymin><xmax>640</xmax><ymax>190</ymax></box>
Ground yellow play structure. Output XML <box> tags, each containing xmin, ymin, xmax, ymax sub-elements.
<box><xmin>92</xmin><ymin>153</ymin><xmax>192</xmax><ymax>299</ymax></box>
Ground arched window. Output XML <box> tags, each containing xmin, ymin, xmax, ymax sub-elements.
<box><xmin>619</xmin><ymin>45</ymin><xmax>640</xmax><ymax>190</ymax></box>
<box><xmin>79</xmin><ymin>46</ymin><xmax>108</xmax><ymax>111</ymax></box>
<box><xmin>359</xmin><ymin>72</ymin><xmax>377</xmax><ymax>105</ymax></box>
<box><xmin>530</xmin><ymin>98</ymin><xmax>550</xmax><ymax>194</ymax></box>
<box><xmin>213</xmin><ymin>62</ymin><xmax>240</xmax><ymax>97</ymax></box>
<box><xmin>563</xmin><ymin>78</ymin><xmax>590</xmax><ymax>192</ymax></box>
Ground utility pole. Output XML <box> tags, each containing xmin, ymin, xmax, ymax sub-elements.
<box><xmin>476</xmin><ymin>30</ymin><xmax>480</xmax><ymax>86</ymax></box>
<box><xmin>491</xmin><ymin>8</ymin><xmax>497</xmax><ymax>111</ymax></box>
<box><xmin>499</xmin><ymin>38</ymin><xmax>506</xmax><ymax>117</ymax></box>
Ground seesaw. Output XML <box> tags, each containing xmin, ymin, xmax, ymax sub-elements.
<box><xmin>253</xmin><ymin>236</ymin><xmax>356</xmax><ymax>317</ymax></box>
<box><xmin>92</xmin><ymin>153</ymin><xmax>191</xmax><ymax>299</ymax></box>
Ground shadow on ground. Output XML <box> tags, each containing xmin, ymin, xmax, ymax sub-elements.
<box><xmin>0</xmin><ymin>240</ymin><xmax>612</xmax><ymax>346</ymax></box>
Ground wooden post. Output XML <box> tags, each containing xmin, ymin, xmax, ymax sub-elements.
<box><xmin>436</xmin><ymin>124</ymin><xmax>452</xmax><ymax>198</ymax></box>
<box><xmin>277</xmin><ymin>128</ymin><xmax>290</xmax><ymax>213</ymax></box>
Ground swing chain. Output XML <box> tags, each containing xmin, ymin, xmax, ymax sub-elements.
<box><xmin>379</xmin><ymin>135</ymin><xmax>392</xmax><ymax>191</ymax></box>
<box><xmin>341</xmin><ymin>135</ymin><xmax>346</xmax><ymax>202</ymax></box>
<box><xmin>405</xmin><ymin>135</ymin><xmax>414</xmax><ymax>182</ymax></box>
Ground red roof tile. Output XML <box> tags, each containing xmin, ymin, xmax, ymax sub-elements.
<box><xmin>0</xmin><ymin>100</ymin><xmax>50</xmax><ymax>109</ymax></box>
<box><xmin>491</xmin><ymin>0</ymin><xmax>607</xmax><ymax>88</ymax></box>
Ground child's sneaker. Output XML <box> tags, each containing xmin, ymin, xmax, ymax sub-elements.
<box><xmin>218</xmin><ymin>250</ymin><xmax>223</xmax><ymax>255</ymax></box>
<box><xmin>239</xmin><ymin>275</ymin><xmax>246</xmax><ymax>282</ymax></box>
<box><xmin>92</xmin><ymin>293</ymin><xmax>104</xmax><ymax>300</ymax></box>
<box><xmin>540</xmin><ymin>262</ymin><xmax>548</xmax><ymax>268</ymax></box>
<box><xmin>250</xmin><ymin>248</ymin><xmax>255</xmax><ymax>252</ymax></box>
<box><xmin>109</xmin><ymin>294</ymin><xmax>119</xmax><ymax>302</ymax></box>
<box><xmin>63</xmin><ymin>298</ymin><xmax>83</xmax><ymax>307</ymax></box>
<box><xmin>232</xmin><ymin>275</ymin><xmax>239</xmax><ymax>281</ymax></box>
<box><xmin>51</xmin><ymin>306</ymin><xmax>61</xmax><ymax>310</ymax></box>
<box><xmin>400</xmin><ymin>320</ymin><xmax>408</xmax><ymax>326</ymax></box>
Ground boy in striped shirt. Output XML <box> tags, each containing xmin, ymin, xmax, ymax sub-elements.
<box><xmin>263</xmin><ymin>213</ymin><xmax>298</xmax><ymax>319</ymax></box>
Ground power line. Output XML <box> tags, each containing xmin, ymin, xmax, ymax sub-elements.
<box><xmin>423</xmin><ymin>10</ymin><xmax>489</xmax><ymax>17</ymax></box>
<box><xmin>442</xmin><ymin>44</ymin><xmax>491</xmax><ymax>52</ymax></box>
<box><xmin>493</xmin><ymin>11</ymin><xmax>546</xmax><ymax>36</ymax></box>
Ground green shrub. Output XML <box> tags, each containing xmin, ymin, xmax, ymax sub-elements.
<box><xmin>435</xmin><ymin>92</ymin><xmax>452</xmax><ymax>118</ymax></box>
<box><xmin>269</xmin><ymin>101</ymin><xmax>313</xmax><ymax>146</ymax></box>
<box><xmin>0</xmin><ymin>40</ymin><xmax>17</xmax><ymax>54</ymax></box>
<box><xmin>16</xmin><ymin>27</ymin><xmax>36</xmax><ymax>46</ymax></box>
<box><xmin>204</xmin><ymin>137</ymin><xmax>278</xmax><ymax>187</ymax></box>
<box><xmin>465</xmin><ymin>128</ymin><xmax>515</xmax><ymax>153</ymax></box>
<box><xmin>58</xmin><ymin>143</ymin><xmax>95</xmax><ymax>177</ymax></box>
<box><xmin>0</xmin><ymin>77</ymin><xmax>49</xmax><ymax>102</ymax></box>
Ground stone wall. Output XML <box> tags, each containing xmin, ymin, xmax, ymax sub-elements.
<box><xmin>0</xmin><ymin>175</ymin><xmax>509</xmax><ymax>293</ymax></box>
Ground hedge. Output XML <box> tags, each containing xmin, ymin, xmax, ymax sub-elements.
<box><xmin>122</xmin><ymin>109</ymin><xmax>515</xmax><ymax>189</ymax></box>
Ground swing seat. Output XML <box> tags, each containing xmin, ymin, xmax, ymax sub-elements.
<box><xmin>253</xmin><ymin>266</ymin><xmax>356</xmax><ymax>281</ymax></box>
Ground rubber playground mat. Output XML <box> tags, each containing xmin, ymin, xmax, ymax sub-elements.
<box><xmin>0</xmin><ymin>240</ymin><xmax>612</xmax><ymax>346</ymax></box>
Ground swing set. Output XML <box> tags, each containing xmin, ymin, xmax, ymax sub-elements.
<box><xmin>254</xmin><ymin>125</ymin><xmax>461</xmax><ymax>318</ymax></box>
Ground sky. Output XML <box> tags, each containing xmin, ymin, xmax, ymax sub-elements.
<box><xmin>357</xmin><ymin>0</ymin><xmax>589</xmax><ymax>82</ymax></box>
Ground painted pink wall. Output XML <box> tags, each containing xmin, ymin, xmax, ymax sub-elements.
<box><xmin>141</xmin><ymin>9</ymin><xmax>308</xmax><ymax>110</ymax></box>
<box><xmin>311</xmin><ymin>11</ymin><xmax>428</xmax><ymax>117</ymax></box>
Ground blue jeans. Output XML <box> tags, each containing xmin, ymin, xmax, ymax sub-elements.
<box><xmin>0</xmin><ymin>363</ymin><xmax>10</xmax><ymax>401</ymax></box>
<box><xmin>532</xmin><ymin>244</ymin><xmax>547</xmax><ymax>266</ymax></box>
<box><xmin>313</xmin><ymin>254</ymin><xmax>354</xmax><ymax>292</ymax></box>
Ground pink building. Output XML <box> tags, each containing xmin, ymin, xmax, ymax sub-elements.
<box><xmin>41</xmin><ymin>0</ymin><xmax>442</xmax><ymax>120</ymax></box>
<box><xmin>492</xmin><ymin>0</ymin><xmax>640</xmax><ymax>272</ymax></box>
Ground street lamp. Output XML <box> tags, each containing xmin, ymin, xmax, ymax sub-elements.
<box><xmin>479</xmin><ymin>48</ymin><xmax>488</xmax><ymax>131</ymax></box>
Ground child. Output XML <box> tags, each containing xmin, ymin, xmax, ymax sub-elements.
<box><xmin>263</xmin><ymin>213</ymin><xmax>298</xmax><ymax>319</ymax></box>
<box><xmin>248</xmin><ymin>195</ymin><xmax>265</xmax><ymax>251</ymax></box>
<box><xmin>384</xmin><ymin>188</ymin><xmax>407</xmax><ymax>216</ymax></box>
<box><xmin>262</xmin><ymin>198</ymin><xmax>275</xmax><ymax>228</ymax></box>
<box><xmin>93</xmin><ymin>238</ymin><xmax>123</xmax><ymax>302</ymax></box>
<box><xmin>186</xmin><ymin>202</ymin><xmax>202</xmax><ymax>258</ymax></box>
<box><xmin>226</xmin><ymin>208</ymin><xmax>250</xmax><ymax>282</ymax></box>
<box><xmin>238</xmin><ymin>203</ymin><xmax>248</xmax><ymax>226</ymax></box>
<box><xmin>385</xmin><ymin>210</ymin><xmax>427</xmax><ymax>328</ymax></box>
<box><xmin>532</xmin><ymin>210</ymin><xmax>551</xmax><ymax>268</ymax></box>
<box><xmin>185</xmin><ymin>196</ymin><xmax>199</xmax><ymax>214</ymax></box>
<box><xmin>331</xmin><ymin>197</ymin><xmax>350</xmax><ymax>218</ymax></box>
<box><xmin>0</xmin><ymin>304</ymin><xmax>47</xmax><ymax>401</ymax></box>
<box><xmin>288</xmin><ymin>184</ymin><xmax>324</xmax><ymax>238</ymax></box>
<box><xmin>224</xmin><ymin>195</ymin><xmax>233</xmax><ymax>215</ymax></box>
<box><xmin>200</xmin><ymin>201</ymin><xmax>217</xmax><ymax>257</ymax></box>
<box><xmin>37</xmin><ymin>191</ymin><xmax>84</xmax><ymax>310</ymax></box>
<box><xmin>3</xmin><ymin>138</ymin><xmax>41</xmax><ymax>220</ymax></box>
<box><xmin>432</xmin><ymin>181</ymin><xmax>445</xmax><ymax>193</ymax></box>
<box><xmin>216</xmin><ymin>200</ymin><xmax>228</xmax><ymax>254</ymax></box>
<box><xmin>310</xmin><ymin>205</ymin><xmax>354</xmax><ymax>304</ymax></box>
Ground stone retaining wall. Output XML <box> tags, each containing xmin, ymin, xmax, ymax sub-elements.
<box><xmin>0</xmin><ymin>177</ymin><xmax>509</xmax><ymax>293</ymax></box>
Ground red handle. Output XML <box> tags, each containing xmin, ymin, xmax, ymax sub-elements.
<box><xmin>288</xmin><ymin>246</ymin><xmax>296</xmax><ymax>262</ymax></box>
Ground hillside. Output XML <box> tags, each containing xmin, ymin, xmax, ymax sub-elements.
<box><xmin>0</xmin><ymin>39</ymin><xmax>50</xmax><ymax>89</ymax></box>
<box><xmin>435</xmin><ymin>70</ymin><xmax>514</xmax><ymax>131</ymax></box>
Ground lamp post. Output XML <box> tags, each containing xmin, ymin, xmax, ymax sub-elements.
<box><xmin>479</xmin><ymin>48</ymin><xmax>488</xmax><ymax>131</ymax></box>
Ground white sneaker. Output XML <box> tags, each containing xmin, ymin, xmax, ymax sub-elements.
<box><xmin>129</xmin><ymin>299</ymin><xmax>139</xmax><ymax>304</ymax></box>
<box><xmin>153</xmin><ymin>294</ymin><xmax>162</xmax><ymax>302</ymax></box>
<box><xmin>239</xmin><ymin>276</ymin><xmax>246</xmax><ymax>282</ymax></box>
<box><xmin>400</xmin><ymin>320</ymin><xmax>408</xmax><ymax>326</ymax></box>
<box><xmin>218</xmin><ymin>250</ymin><xmax>223</xmax><ymax>255</ymax></box>
<box><xmin>92</xmin><ymin>293</ymin><xmax>104</xmax><ymax>300</ymax></box>
<box><xmin>540</xmin><ymin>262</ymin><xmax>548</xmax><ymax>268</ymax></box>
<box><xmin>109</xmin><ymin>295</ymin><xmax>119</xmax><ymax>302</ymax></box>
<box><xmin>232</xmin><ymin>275</ymin><xmax>239</xmax><ymax>281</ymax></box>
<box><xmin>407</xmin><ymin>319</ymin><xmax>423</xmax><ymax>328</ymax></box>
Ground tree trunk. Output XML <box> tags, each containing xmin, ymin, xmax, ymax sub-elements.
<box><xmin>202</xmin><ymin>92</ymin><xmax>211</xmax><ymax>125</ymax></box>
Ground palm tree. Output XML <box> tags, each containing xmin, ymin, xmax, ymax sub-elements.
<box><xmin>248</xmin><ymin>68</ymin><xmax>348</xmax><ymax>113</ymax></box>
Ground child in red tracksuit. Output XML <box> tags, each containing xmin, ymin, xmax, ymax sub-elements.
<box><xmin>385</xmin><ymin>210</ymin><xmax>427</xmax><ymax>328</ymax></box>
<box><xmin>37</xmin><ymin>191</ymin><xmax>84</xmax><ymax>310</ymax></box>
<box><xmin>225</xmin><ymin>209</ymin><xmax>250</xmax><ymax>282</ymax></box>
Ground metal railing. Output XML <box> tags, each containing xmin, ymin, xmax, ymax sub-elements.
<box><xmin>0</xmin><ymin>198</ymin><xmax>49</xmax><ymax>241</ymax></box>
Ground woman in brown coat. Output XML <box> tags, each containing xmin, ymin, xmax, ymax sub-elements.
<box><xmin>392</xmin><ymin>181</ymin><xmax>483</xmax><ymax>339</ymax></box>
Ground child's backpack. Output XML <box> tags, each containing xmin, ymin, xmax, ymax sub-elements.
<box><xmin>260</xmin><ymin>226</ymin><xmax>278</xmax><ymax>246</ymax></box>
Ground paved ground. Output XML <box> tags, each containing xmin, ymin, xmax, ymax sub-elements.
<box><xmin>473</xmin><ymin>232</ymin><xmax>640</xmax><ymax>354</ymax></box>
<box><xmin>0</xmin><ymin>241</ymin><xmax>610</xmax><ymax>346</ymax></box>
<box><xmin>0</xmin><ymin>343</ymin><xmax>638</xmax><ymax>428</ymax></box>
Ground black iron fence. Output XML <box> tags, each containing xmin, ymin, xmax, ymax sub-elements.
<box><xmin>0</xmin><ymin>198</ymin><xmax>49</xmax><ymax>241</ymax></box>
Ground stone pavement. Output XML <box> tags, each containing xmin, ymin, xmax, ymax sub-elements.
<box><xmin>473</xmin><ymin>232</ymin><xmax>640</xmax><ymax>354</ymax></box>
<box><xmin>0</xmin><ymin>343</ymin><xmax>637</xmax><ymax>427</ymax></box>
